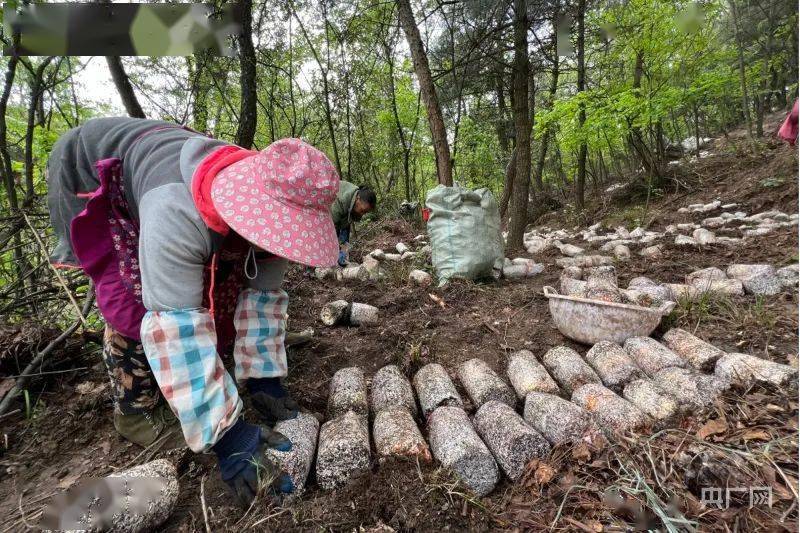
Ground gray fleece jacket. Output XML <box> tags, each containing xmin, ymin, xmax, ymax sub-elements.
<box><xmin>47</xmin><ymin>117</ymin><xmax>287</xmax><ymax>313</ymax></box>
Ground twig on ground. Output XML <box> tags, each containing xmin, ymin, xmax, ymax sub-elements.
<box><xmin>200</xmin><ymin>475</ymin><xmax>212</xmax><ymax>533</ymax></box>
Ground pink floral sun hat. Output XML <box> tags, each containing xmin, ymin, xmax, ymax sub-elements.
<box><xmin>210</xmin><ymin>138</ymin><xmax>340</xmax><ymax>267</ymax></box>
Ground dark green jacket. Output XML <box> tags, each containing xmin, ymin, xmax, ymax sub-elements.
<box><xmin>330</xmin><ymin>180</ymin><xmax>359</xmax><ymax>232</ymax></box>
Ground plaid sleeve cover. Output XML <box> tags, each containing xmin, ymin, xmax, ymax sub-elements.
<box><xmin>232</xmin><ymin>288</ymin><xmax>289</xmax><ymax>382</ymax></box>
<box><xmin>141</xmin><ymin>309</ymin><xmax>242</xmax><ymax>452</ymax></box>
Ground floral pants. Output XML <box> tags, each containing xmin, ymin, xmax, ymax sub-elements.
<box><xmin>102</xmin><ymin>326</ymin><xmax>161</xmax><ymax>415</ymax></box>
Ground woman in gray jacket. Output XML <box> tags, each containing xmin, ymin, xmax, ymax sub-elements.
<box><xmin>47</xmin><ymin>117</ymin><xmax>340</xmax><ymax>505</ymax></box>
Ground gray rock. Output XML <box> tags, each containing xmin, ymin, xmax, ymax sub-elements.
<box><xmin>661</xmin><ymin>328</ymin><xmax>724</xmax><ymax>371</ymax></box>
<box><xmin>328</xmin><ymin>367</ymin><xmax>368</xmax><ymax>420</ymax></box>
<box><xmin>715</xmin><ymin>352</ymin><xmax>798</xmax><ymax>388</ymax></box>
<box><xmin>777</xmin><ymin>264</ymin><xmax>799</xmax><ymax>288</ymax></box>
<box><xmin>686</xmin><ymin>267</ymin><xmax>727</xmax><ymax>286</ymax></box>
<box><xmin>373</xmin><ymin>406</ymin><xmax>431</xmax><ymax>461</ymax></box>
<box><xmin>702</xmin><ymin>217</ymin><xmax>726</xmax><ymax>228</ymax></box>
<box><xmin>585</xmin><ymin>265</ymin><xmax>618</xmax><ymax>285</ymax></box>
<box><xmin>560</xmin><ymin>276</ymin><xmax>587</xmax><ymax>296</ymax></box>
<box><xmin>629</xmin><ymin>227</ymin><xmax>645</xmax><ymax>239</ymax></box>
<box><xmin>639</xmin><ymin>245</ymin><xmax>664</xmax><ymax>259</ymax></box>
<box><xmin>744</xmin><ymin>227</ymin><xmax>772</xmax><ymax>238</ymax></box>
<box><xmin>676</xmin><ymin>223</ymin><xmax>695</xmax><ymax>232</ymax></box>
<box><xmin>267</xmin><ymin>412</ymin><xmax>320</xmax><ymax>494</ymax></box>
<box><xmin>427</xmin><ymin>406</ymin><xmax>499</xmax><ymax>496</ymax></box>
<box><xmin>571</xmin><ymin>383</ymin><xmax>650</xmax><ymax>434</ymax></box>
<box><xmin>473</xmin><ymin>400</ymin><xmax>551</xmax><ymax>481</ymax></box>
<box><xmin>562</xmin><ymin>265</ymin><xmax>583</xmax><ymax>279</ymax></box>
<box><xmin>51</xmin><ymin>459</ymin><xmax>179</xmax><ymax>533</ymax></box>
<box><xmin>585</xmin><ymin>341</ymin><xmax>643</xmax><ymax>390</ymax></box>
<box><xmin>624</xmin><ymin>337</ymin><xmax>686</xmax><ymax>376</ymax></box>
<box><xmin>601</xmin><ymin>239</ymin><xmax>631</xmax><ymax>252</ymax></box>
<box><xmin>674</xmin><ymin>235</ymin><xmax>697</xmax><ymax>246</ymax></box>
<box><xmin>690</xmin><ymin>277</ymin><xmax>745</xmax><ymax>296</ymax></box>
<box><xmin>666</xmin><ymin>283</ymin><xmax>701</xmax><ymax>301</ymax></box>
<box><xmin>613</xmin><ymin>244</ymin><xmax>631</xmax><ymax>261</ymax></box>
<box><xmin>653</xmin><ymin>367</ymin><xmax>727</xmax><ymax>409</ymax></box>
<box><xmin>409</xmin><ymin>269</ymin><xmax>432</xmax><ymax>286</ymax></box>
<box><xmin>627</xmin><ymin>277</ymin><xmax>672</xmax><ymax>302</ymax></box>
<box><xmin>507</xmin><ymin>350</ymin><xmax>560</xmax><ymax>397</ymax></box>
<box><xmin>413</xmin><ymin>363</ymin><xmax>463</xmax><ymax>417</ymax></box>
<box><xmin>616</xmin><ymin>226</ymin><xmax>631</xmax><ymax>239</ymax></box>
<box><xmin>457</xmin><ymin>358</ymin><xmax>516</xmax><ymax>408</ymax></box>
<box><xmin>556</xmin><ymin>242</ymin><xmax>585</xmax><ymax>257</ymax></box>
<box><xmin>542</xmin><ymin>346</ymin><xmax>602</xmax><ymax>394</ymax></box>
<box><xmin>556</xmin><ymin>255</ymin><xmax>614</xmax><ymax>268</ymax></box>
<box><xmin>371</xmin><ymin>365</ymin><xmax>418</xmax><ymax>416</ymax></box>
<box><xmin>523</xmin><ymin>392</ymin><xmax>599</xmax><ymax>445</ymax></box>
<box><xmin>726</xmin><ymin>264</ymin><xmax>783</xmax><ymax>296</ymax></box>
<box><xmin>525</xmin><ymin>236</ymin><xmax>550</xmax><ymax>254</ymax></box>
<box><xmin>316</xmin><ymin>411</ymin><xmax>371</xmax><ymax>490</ymax></box>
<box><xmin>692</xmin><ymin>228</ymin><xmax>716</xmax><ymax>245</ymax></box>
<box><xmin>623</xmin><ymin>379</ymin><xmax>679</xmax><ymax>421</ymax></box>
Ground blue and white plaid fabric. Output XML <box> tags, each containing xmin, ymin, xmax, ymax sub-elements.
<box><xmin>141</xmin><ymin>309</ymin><xmax>242</xmax><ymax>452</ymax></box>
<box><xmin>232</xmin><ymin>289</ymin><xmax>288</xmax><ymax>382</ymax></box>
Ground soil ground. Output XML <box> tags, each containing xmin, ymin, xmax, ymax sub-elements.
<box><xmin>0</xmin><ymin>114</ymin><xmax>797</xmax><ymax>531</ymax></box>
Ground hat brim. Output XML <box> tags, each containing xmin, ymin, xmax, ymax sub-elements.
<box><xmin>210</xmin><ymin>157</ymin><xmax>339</xmax><ymax>268</ymax></box>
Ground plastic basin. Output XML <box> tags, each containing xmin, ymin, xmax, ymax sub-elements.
<box><xmin>542</xmin><ymin>286</ymin><xmax>675</xmax><ymax>345</ymax></box>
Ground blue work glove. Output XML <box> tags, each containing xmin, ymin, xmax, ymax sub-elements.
<box><xmin>337</xmin><ymin>250</ymin><xmax>348</xmax><ymax>267</ymax></box>
<box><xmin>337</xmin><ymin>227</ymin><xmax>350</xmax><ymax>244</ymax></box>
<box><xmin>248</xmin><ymin>377</ymin><xmax>300</xmax><ymax>427</ymax></box>
<box><xmin>213</xmin><ymin>418</ymin><xmax>294</xmax><ymax>506</ymax></box>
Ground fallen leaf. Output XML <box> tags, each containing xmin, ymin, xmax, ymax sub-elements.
<box><xmin>696</xmin><ymin>418</ymin><xmax>728</xmax><ymax>441</ymax></box>
<box><xmin>428</xmin><ymin>293</ymin><xmax>446</xmax><ymax>309</ymax></box>
<box><xmin>741</xmin><ymin>428</ymin><xmax>770</xmax><ymax>441</ymax></box>
<box><xmin>572</xmin><ymin>442</ymin><xmax>591</xmax><ymax>463</ymax></box>
<box><xmin>534</xmin><ymin>463</ymin><xmax>556</xmax><ymax>485</ymax></box>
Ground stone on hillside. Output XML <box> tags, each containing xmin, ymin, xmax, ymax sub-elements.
<box><xmin>585</xmin><ymin>341</ymin><xmax>643</xmax><ymax>390</ymax></box>
<box><xmin>560</xmin><ymin>276</ymin><xmax>587</xmax><ymax>296</ymax></box>
<box><xmin>639</xmin><ymin>245</ymin><xmax>664</xmax><ymax>259</ymax></box>
<box><xmin>316</xmin><ymin>411</ymin><xmax>371</xmax><ymax>490</ymax></box>
<box><xmin>666</xmin><ymin>283</ymin><xmax>701</xmax><ymax>301</ymax></box>
<box><xmin>692</xmin><ymin>228</ymin><xmax>716</xmax><ymax>245</ymax></box>
<box><xmin>777</xmin><ymin>264</ymin><xmax>799</xmax><ymax>288</ymax></box>
<box><xmin>503</xmin><ymin>261</ymin><xmax>544</xmax><ymax>279</ymax></box>
<box><xmin>413</xmin><ymin>363</ymin><xmax>463</xmax><ymax>417</ymax></box>
<box><xmin>744</xmin><ymin>227</ymin><xmax>772</xmax><ymax>238</ymax></box>
<box><xmin>640</xmin><ymin>233</ymin><xmax>661</xmax><ymax>244</ymax></box>
<box><xmin>661</xmin><ymin>328</ymin><xmax>724</xmax><ymax>371</ymax></box>
<box><xmin>396</xmin><ymin>242</ymin><xmax>409</xmax><ymax>254</ymax></box>
<box><xmin>600</xmin><ymin>239</ymin><xmax>631</xmax><ymax>252</ymax></box>
<box><xmin>457</xmin><ymin>358</ymin><xmax>516</xmax><ymax>408</ymax></box>
<box><xmin>623</xmin><ymin>337</ymin><xmax>686</xmax><ymax>376</ymax></box>
<box><xmin>627</xmin><ymin>278</ymin><xmax>672</xmax><ymax>302</ymax></box>
<box><xmin>267</xmin><ymin>412</ymin><xmax>320</xmax><ymax>494</ymax></box>
<box><xmin>616</xmin><ymin>226</ymin><xmax>631</xmax><ymax>239</ymax></box>
<box><xmin>702</xmin><ymin>217</ymin><xmax>726</xmax><ymax>228</ymax></box>
<box><xmin>585</xmin><ymin>265</ymin><xmax>618</xmax><ymax>285</ymax></box>
<box><xmin>507</xmin><ymin>350</ymin><xmax>560</xmax><ymax>397</ymax></box>
<box><xmin>677</xmin><ymin>207</ymin><xmax>690</xmax><ymax>214</ymax></box>
<box><xmin>328</xmin><ymin>367</ymin><xmax>369</xmax><ymax>420</ymax></box>
<box><xmin>409</xmin><ymin>269</ymin><xmax>432</xmax><ymax>286</ymax></box>
<box><xmin>371</xmin><ymin>365</ymin><xmax>417</xmax><ymax>416</ymax></box>
<box><xmin>715</xmin><ymin>353</ymin><xmax>798</xmax><ymax>388</ymax></box>
<box><xmin>686</xmin><ymin>267</ymin><xmax>727</xmax><ymax>286</ymax></box>
<box><xmin>523</xmin><ymin>392</ymin><xmax>598</xmax><ymax>445</ymax></box>
<box><xmin>692</xmin><ymin>278</ymin><xmax>745</xmax><ymax>296</ymax></box>
<box><xmin>362</xmin><ymin>255</ymin><xmax>381</xmax><ymax>273</ymax></box>
<box><xmin>525</xmin><ymin>236</ymin><xmax>550</xmax><ymax>254</ymax></box>
<box><xmin>562</xmin><ymin>266</ymin><xmax>583</xmax><ymax>279</ymax></box>
<box><xmin>373</xmin><ymin>406</ymin><xmax>431</xmax><ymax>461</ymax></box>
<box><xmin>427</xmin><ymin>406</ymin><xmax>499</xmax><ymax>496</ymax></box>
<box><xmin>572</xmin><ymin>383</ymin><xmax>650</xmax><ymax>434</ymax></box>
<box><xmin>674</xmin><ymin>235</ymin><xmax>697</xmax><ymax>246</ymax></box>
<box><xmin>474</xmin><ymin>401</ymin><xmax>551</xmax><ymax>481</ymax></box>
<box><xmin>726</xmin><ymin>264</ymin><xmax>782</xmax><ymax>296</ymax></box>
<box><xmin>613</xmin><ymin>244</ymin><xmax>631</xmax><ymax>261</ymax></box>
<box><xmin>623</xmin><ymin>379</ymin><xmax>679</xmax><ymax>422</ymax></box>
<box><xmin>629</xmin><ymin>227</ymin><xmax>645</xmax><ymax>239</ymax></box>
<box><xmin>556</xmin><ymin>255</ymin><xmax>614</xmax><ymax>268</ymax></box>
<box><xmin>556</xmin><ymin>242</ymin><xmax>585</xmax><ymax>257</ymax></box>
<box><xmin>342</xmin><ymin>265</ymin><xmax>370</xmax><ymax>281</ymax></box>
<box><xmin>721</xmin><ymin>203</ymin><xmax>738</xmax><ymax>209</ymax></box>
<box><xmin>383</xmin><ymin>253</ymin><xmax>403</xmax><ymax>261</ymax></box>
<box><xmin>653</xmin><ymin>367</ymin><xmax>726</xmax><ymax>409</ymax></box>
<box><xmin>664</xmin><ymin>225</ymin><xmax>678</xmax><ymax>234</ymax></box>
<box><xmin>542</xmin><ymin>346</ymin><xmax>602</xmax><ymax>394</ymax></box>
<box><xmin>369</xmin><ymin>249</ymin><xmax>386</xmax><ymax>260</ymax></box>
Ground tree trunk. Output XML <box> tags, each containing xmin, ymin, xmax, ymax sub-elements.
<box><xmin>1</xmin><ymin>36</ymin><xmax>21</xmax><ymax>212</ymax></box>
<box><xmin>24</xmin><ymin>57</ymin><xmax>53</xmax><ymax>203</ymax></box>
<box><xmin>727</xmin><ymin>0</ymin><xmax>753</xmax><ymax>140</ymax></box>
<box><xmin>499</xmin><ymin>147</ymin><xmax>517</xmax><ymax>220</ymax></box>
<box><xmin>534</xmin><ymin>8</ymin><xmax>561</xmax><ymax>193</ymax></box>
<box><xmin>507</xmin><ymin>0</ymin><xmax>532</xmax><ymax>250</ymax></box>
<box><xmin>235</xmin><ymin>0</ymin><xmax>257</xmax><ymax>148</ymax></box>
<box><xmin>574</xmin><ymin>0</ymin><xmax>587</xmax><ymax>211</ymax></box>
<box><xmin>105</xmin><ymin>56</ymin><xmax>145</xmax><ymax>119</ymax></box>
<box><xmin>396</xmin><ymin>0</ymin><xmax>453</xmax><ymax>186</ymax></box>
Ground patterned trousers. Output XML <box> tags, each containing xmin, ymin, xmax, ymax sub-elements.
<box><xmin>102</xmin><ymin>326</ymin><xmax>162</xmax><ymax>415</ymax></box>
